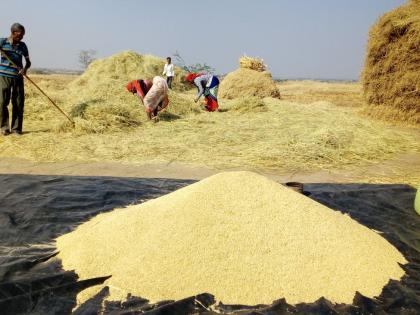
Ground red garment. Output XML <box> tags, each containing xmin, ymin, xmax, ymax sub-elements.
<box><xmin>185</xmin><ymin>72</ymin><xmax>201</xmax><ymax>83</ymax></box>
<box><xmin>126</xmin><ymin>80</ymin><xmax>151</xmax><ymax>98</ymax></box>
<box><xmin>126</xmin><ymin>81</ymin><xmax>135</xmax><ymax>92</ymax></box>
<box><xmin>204</xmin><ymin>96</ymin><xmax>218</xmax><ymax>112</ymax></box>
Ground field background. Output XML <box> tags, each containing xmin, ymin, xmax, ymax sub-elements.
<box><xmin>0</xmin><ymin>74</ymin><xmax>418</xmax><ymax>186</ymax></box>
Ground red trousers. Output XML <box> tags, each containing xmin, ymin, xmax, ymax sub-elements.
<box><xmin>204</xmin><ymin>96</ymin><xmax>218</xmax><ymax>112</ymax></box>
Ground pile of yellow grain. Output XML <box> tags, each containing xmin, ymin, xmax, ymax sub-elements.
<box><xmin>239</xmin><ymin>55</ymin><xmax>267</xmax><ymax>72</ymax></box>
<box><xmin>56</xmin><ymin>171</ymin><xmax>406</xmax><ymax>305</ymax></box>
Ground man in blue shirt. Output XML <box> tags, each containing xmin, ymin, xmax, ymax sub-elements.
<box><xmin>0</xmin><ymin>23</ymin><xmax>31</xmax><ymax>135</ymax></box>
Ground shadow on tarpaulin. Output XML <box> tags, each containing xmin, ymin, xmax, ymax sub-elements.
<box><xmin>0</xmin><ymin>174</ymin><xmax>419</xmax><ymax>315</ymax></box>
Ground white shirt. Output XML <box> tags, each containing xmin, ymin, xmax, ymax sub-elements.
<box><xmin>162</xmin><ymin>63</ymin><xmax>174</xmax><ymax>77</ymax></box>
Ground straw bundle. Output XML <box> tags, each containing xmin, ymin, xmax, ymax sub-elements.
<box><xmin>57</xmin><ymin>171</ymin><xmax>406</xmax><ymax>305</ymax></box>
<box><xmin>239</xmin><ymin>55</ymin><xmax>267</xmax><ymax>72</ymax></box>
<box><xmin>361</xmin><ymin>0</ymin><xmax>420</xmax><ymax>125</ymax></box>
<box><xmin>219</xmin><ymin>68</ymin><xmax>280</xmax><ymax>99</ymax></box>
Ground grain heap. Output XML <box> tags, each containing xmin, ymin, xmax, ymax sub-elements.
<box><xmin>361</xmin><ymin>0</ymin><xmax>420</xmax><ymax>124</ymax></box>
<box><xmin>56</xmin><ymin>171</ymin><xmax>406</xmax><ymax>305</ymax></box>
<box><xmin>219</xmin><ymin>56</ymin><xmax>280</xmax><ymax>99</ymax></box>
<box><xmin>60</xmin><ymin>51</ymin><xmax>192</xmax><ymax>133</ymax></box>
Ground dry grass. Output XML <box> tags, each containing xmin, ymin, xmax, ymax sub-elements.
<box><xmin>361</xmin><ymin>0</ymin><xmax>420</xmax><ymax>125</ymax></box>
<box><xmin>219</xmin><ymin>68</ymin><xmax>280</xmax><ymax>99</ymax></box>
<box><xmin>24</xmin><ymin>74</ymin><xmax>77</xmax><ymax>124</ymax></box>
<box><xmin>228</xmin><ymin>96</ymin><xmax>268</xmax><ymax>113</ymax></box>
<box><xmin>239</xmin><ymin>55</ymin><xmax>266</xmax><ymax>72</ymax></box>
<box><xmin>0</xmin><ymin>71</ymin><xmax>418</xmax><ymax>185</ymax></box>
<box><xmin>278</xmin><ymin>80</ymin><xmax>365</xmax><ymax>107</ymax></box>
<box><xmin>54</xmin><ymin>51</ymin><xmax>193</xmax><ymax>133</ymax></box>
<box><xmin>360</xmin><ymin>104</ymin><xmax>419</xmax><ymax>127</ymax></box>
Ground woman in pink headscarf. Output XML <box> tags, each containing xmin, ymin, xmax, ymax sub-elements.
<box><xmin>126</xmin><ymin>76</ymin><xmax>169</xmax><ymax>120</ymax></box>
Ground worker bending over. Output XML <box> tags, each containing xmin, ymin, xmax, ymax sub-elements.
<box><xmin>126</xmin><ymin>76</ymin><xmax>169</xmax><ymax>120</ymax></box>
<box><xmin>185</xmin><ymin>72</ymin><xmax>219</xmax><ymax>112</ymax></box>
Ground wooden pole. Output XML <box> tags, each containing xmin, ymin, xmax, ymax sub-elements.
<box><xmin>0</xmin><ymin>48</ymin><xmax>74</xmax><ymax>125</ymax></box>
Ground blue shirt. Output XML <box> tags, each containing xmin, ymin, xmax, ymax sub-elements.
<box><xmin>0</xmin><ymin>37</ymin><xmax>29</xmax><ymax>78</ymax></box>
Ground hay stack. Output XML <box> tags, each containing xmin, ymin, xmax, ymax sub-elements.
<box><xmin>71</xmin><ymin>50</ymin><xmax>188</xmax><ymax>93</ymax></box>
<box><xmin>60</xmin><ymin>51</ymin><xmax>192</xmax><ymax>133</ymax></box>
<box><xmin>239</xmin><ymin>55</ymin><xmax>267</xmax><ymax>72</ymax></box>
<box><xmin>57</xmin><ymin>171</ymin><xmax>406</xmax><ymax>306</ymax></box>
<box><xmin>361</xmin><ymin>0</ymin><xmax>420</xmax><ymax>124</ymax></box>
<box><xmin>219</xmin><ymin>68</ymin><xmax>281</xmax><ymax>100</ymax></box>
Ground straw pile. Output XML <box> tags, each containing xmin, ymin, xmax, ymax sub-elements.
<box><xmin>239</xmin><ymin>55</ymin><xmax>267</xmax><ymax>72</ymax></box>
<box><xmin>56</xmin><ymin>171</ymin><xmax>406</xmax><ymax>305</ymax></box>
<box><xmin>219</xmin><ymin>68</ymin><xmax>281</xmax><ymax>99</ymax></box>
<box><xmin>219</xmin><ymin>55</ymin><xmax>280</xmax><ymax>99</ymax></box>
<box><xmin>361</xmin><ymin>0</ymin><xmax>420</xmax><ymax>125</ymax></box>
<box><xmin>16</xmin><ymin>80</ymin><xmax>420</xmax><ymax>178</ymax></box>
<box><xmin>59</xmin><ymin>51</ymin><xmax>193</xmax><ymax>133</ymax></box>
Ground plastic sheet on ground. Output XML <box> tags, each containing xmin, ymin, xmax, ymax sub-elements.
<box><xmin>0</xmin><ymin>174</ymin><xmax>419</xmax><ymax>315</ymax></box>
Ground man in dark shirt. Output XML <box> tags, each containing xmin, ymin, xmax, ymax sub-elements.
<box><xmin>0</xmin><ymin>23</ymin><xmax>31</xmax><ymax>135</ymax></box>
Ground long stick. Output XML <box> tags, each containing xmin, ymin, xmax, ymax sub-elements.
<box><xmin>24</xmin><ymin>75</ymin><xmax>74</xmax><ymax>124</ymax></box>
<box><xmin>0</xmin><ymin>48</ymin><xmax>74</xmax><ymax>125</ymax></box>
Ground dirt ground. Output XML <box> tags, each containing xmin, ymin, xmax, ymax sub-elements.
<box><xmin>1</xmin><ymin>152</ymin><xmax>418</xmax><ymax>186</ymax></box>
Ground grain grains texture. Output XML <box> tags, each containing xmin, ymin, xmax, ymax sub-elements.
<box><xmin>56</xmin><ymin>171</ymin><xmax>406</xmax><ymax>305</ymax></box>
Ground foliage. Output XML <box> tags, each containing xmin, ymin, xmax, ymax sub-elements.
<box><xmin>78</xmin><ymin>49</ymin><xmax>97</xmax><ymax>69</ymax></box>
<box><xmin>173</xmin><ymin>51</ymin><xmax>216</xmax><ymax>74</ymax></box>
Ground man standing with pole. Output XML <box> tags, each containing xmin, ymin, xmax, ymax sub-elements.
<box><xmin>0</xmin><ymin>23</ymin><xmax>31</xmax><ymax>135</ymax></box>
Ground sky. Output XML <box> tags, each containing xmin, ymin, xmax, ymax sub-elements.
<box><xmin>0</xmin><ymin>0</ymin><xmax>406</xmax><ymax>80</ymax></box>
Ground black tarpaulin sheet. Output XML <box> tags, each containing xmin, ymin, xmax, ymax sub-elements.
<box><xmin>0</xmin><ymin>174</ymin><xmax>419</xmax><ymax>315</ymax></box>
